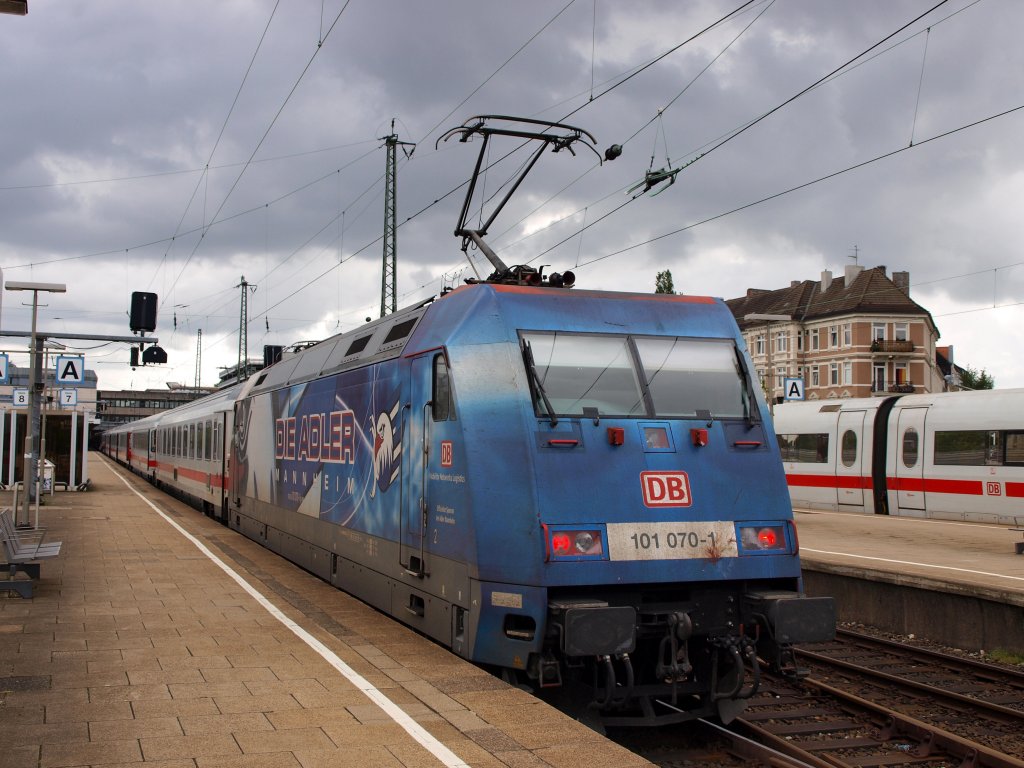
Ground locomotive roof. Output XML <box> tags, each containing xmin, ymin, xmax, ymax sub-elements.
<box><xmin>245</xmin><ymin>283</ymin><xmax>740</xmax><ymax>397</ymax></box>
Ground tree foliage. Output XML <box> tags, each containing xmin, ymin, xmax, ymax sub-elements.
<box><xmin>958</xmin><ymin>365</ymin><xmax>995</xmax><ymax>390</ymax></box>
<box><xmin>655</xmin><ymin>269</ymin><xmax>675</xmax><ymax>294</ymax></box>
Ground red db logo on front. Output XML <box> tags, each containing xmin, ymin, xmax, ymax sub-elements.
<box><xmin>641</xmin><ymin>471</ymin><xmax>692</xmax><ymax>507</ymax></box>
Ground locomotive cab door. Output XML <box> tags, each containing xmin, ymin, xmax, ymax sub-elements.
<box><xmin>893</xmin><ymin>406</ymin><xmax>927</xmax><ymax>513</ymax></box>
<box><xmin>402</xmin><ymin>352</ymin><xmax>434</xmax><ymax>575</ymax></box>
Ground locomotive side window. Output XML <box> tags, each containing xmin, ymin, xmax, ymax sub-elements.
<box><xmin>902</xmin><ymin>427</ymin><xmax>919</xmax><ymax>468</ymax></box>
<box><xmin>777</xmin><ymin>433</ymin><xmax>828</xmax><ymax>463</ymax></box>
<box><xmin>634</xmin><ymin>338</ymin><xmax>746</xmax><ymax>419</ymax></box>
<box><xmin>840</xmin><ymin>430</ymin><xmax>857</xmax><ymax>467</ymax></box>
<box><xmin>432</xmin><ymin>353</ymin><xmax>453</xmax><ymax>421</ymax></box>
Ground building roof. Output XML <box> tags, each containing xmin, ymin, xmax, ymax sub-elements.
<box><xmin>726</xmin><ymin>265</ymin><xmax>938</xmax><ymax>335</ymax></box>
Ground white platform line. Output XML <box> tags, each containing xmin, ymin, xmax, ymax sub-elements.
<box><xmin>803</xmin><ymin>548</ymin><xmax>1024</xmax><ymax>583</ymax></box>
<box><xmin>105</xmin><ymin>458</ymin><xmax>470</xmax><ymax>768</ymax></box>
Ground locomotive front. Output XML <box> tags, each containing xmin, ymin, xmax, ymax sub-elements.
<box><xmin>440</xmin><ymin>285</ymin><xmax>835</xmax><ymax>724</ymax></box>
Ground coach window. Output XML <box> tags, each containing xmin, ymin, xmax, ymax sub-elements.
<box><xmin>777</xmin><ymin>433</ymin><xmax>828</xmax><ymax>463</ymax></box>
<box><xmin>189</xmin><ymin>424</ymin><xmax>196</xmax><ymax>459</ymax></box>
<box><xmin>840</xmin><ymin>429</ymin><xmax>857</xmax><ymax>467</ymax></box>
<box><xmin>213</xmin><ymin>422</ymin><xmax>222</xmax><ymax>462</ymax></box>
<box><xmin>1005</xmin><ymin>432</ymin><xmax>1024</xmax><ymax>466</ymax></box>
<box><xmin>197</xmin><ymin>422</ymin><xmax>205</xmax><ymax>461</ymax></box>
<box><xmin>935</xmin><ymin>430</ymin><xmax>987</xmax><ymax>465</ymax></box>
<box><xmin>902</xmin><ymin>427</ymin><xmax>919</xmax><ymax>468</ymax></box>
<box><xmin>432</xmin><ymin>353</ymin><xmax>452</xmax><ymax>421</ymax></box>
<box><xmin>205</xmin><ymin>420</ymin><xmax>213</xmax><ymax>460</ymax></box>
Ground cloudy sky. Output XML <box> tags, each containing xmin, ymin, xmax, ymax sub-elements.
<box><xmin>2</xmin><ymin>0</ymin><xmax>1022</xmax><ymax>392</ymax></box>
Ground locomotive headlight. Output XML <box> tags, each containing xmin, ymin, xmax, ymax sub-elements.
<box><xmin>574</xmin><ymin>531</ymin><xmax>595</xmax><ymax>553</ymax></box>
<box><xmin>544</xmin><ymin>525</ymin><xmax>607</xmax><ymax>561</ymax></box>
<box><xmin>738</xmin><ymin>524</ymin><xmax>787</xmax><ymax>553</ymax></box>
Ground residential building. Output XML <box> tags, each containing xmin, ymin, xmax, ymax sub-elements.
<box><xmin>726</xmin><ymin>265</ymin><xmax>944</xmax><ymax>402</ymax></box>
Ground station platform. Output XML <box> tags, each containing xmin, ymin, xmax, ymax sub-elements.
<box><xmin>0</xmin><ymin>456</ymin><xmax>651</xmax><ymax>768</ymax></box>
<box><xmin>794</xmin><ymin>508</ymin><xmax>1024</xmax><ymax>654</ymax></box>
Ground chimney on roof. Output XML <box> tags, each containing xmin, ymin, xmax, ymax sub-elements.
<box><xmin>791</xmin><ymin>280</ymin><xmax>800</xmax><ymax>288</ymax></box>
<box><xmin>820</xmin><ymin>270</ymin><xmax>833</xmax><ymax>293</ymax></box>
<box><xmin>746</xmin><ymin>288</ymin><xmax>769</xmax><ymax>298</ymax></box>
<box><xmin>844</xmin><ymin>264</ymin><xmax>863</xmax><ymax>286</ymax></box>
<box><xmin>893</xmin><ymin>270</ymin><xmax>910</xmax><ymax>295</ymax></box>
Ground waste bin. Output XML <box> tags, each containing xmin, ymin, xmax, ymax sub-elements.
<box><xmin>42</xmin><ymin>459</ymin><xmax>55</xmax><ymax>493</ymax></box>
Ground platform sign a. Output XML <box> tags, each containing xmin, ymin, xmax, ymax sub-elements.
<box><xmin>55</xmin><ymin>355</ymin><xmax>85</xmax><ymax>385</ymax></box>
<box><xmin>783</xmin><ymin>377</ymin><xmax>805</xmax><ymax>401</ymax></box>
<box><xmin>0</xmin><ymin>353</ymin><xmax>8</xmax><ymax>384</ymax></box>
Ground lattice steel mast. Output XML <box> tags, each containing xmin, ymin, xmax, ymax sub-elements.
<box><xmin>380</xmin><ymin>120</ymin><xmax>415</xmax><ymax>317</ymax></box>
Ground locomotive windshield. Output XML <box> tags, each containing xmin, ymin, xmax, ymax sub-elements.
<box><xmin>521</xmin><ymin>331</ymin><xmax>749</xmax><ymax>420</ymax></box>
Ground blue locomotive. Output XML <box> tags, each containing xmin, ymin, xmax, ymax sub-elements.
<box><xmin>104</xmin><ymin>117</ymin><xmax>833</xmax><ymax>724</ymax></box>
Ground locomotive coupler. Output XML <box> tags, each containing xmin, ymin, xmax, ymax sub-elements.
<box><xmin>656</xmin><ymin>612</ymin><xmax>694</xmax><ymax>683</ymax></box>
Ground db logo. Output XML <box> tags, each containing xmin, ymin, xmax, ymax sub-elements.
<box><xmin>440</xmin><ymin>440</ymin><xmax>453</xmax><ymax>468</ymax></box>
<box><xmin>985</xmin><ymin>481</ymin><xmax>1002</xmax><ymax>496</ymax></box>
<box><xmin>641</xmin><ymin>471</ymin><xmax>692</xmax><ymax>507</ymax></box>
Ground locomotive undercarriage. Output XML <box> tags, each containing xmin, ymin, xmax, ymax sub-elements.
<box><xmin>533</xmin><ymin>586</ymin><xmax>835</xmax><ymax>726</ymax></box>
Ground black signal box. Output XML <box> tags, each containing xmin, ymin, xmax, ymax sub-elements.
<box><xmin>130</xmin><ymin>292</ymin><xmax>158</xmax><ymax>333</ymax></box>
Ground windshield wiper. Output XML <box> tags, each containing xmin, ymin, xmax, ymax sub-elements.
<box><xmin>521</xmin><ymin>339</ymin><xmax>558</xmax><ymax>427</ymax></box>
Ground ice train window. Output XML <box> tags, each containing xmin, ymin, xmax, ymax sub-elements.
<box><xmin>934</xmin><ymin>430</ymin><xmax>987</xmax><ymax>466</ymax></box>
<box><xmin>902</xmin><ymin>427</ymin><xmax>919</xmax><ymax>468</ymax></box>
<box><xmin>777</xmin><ymin>433</ymin><xmax>829</xmax><ymax>463</ymax></box>
<box><xmin>840</xmin><ymin>430</ymin><xmax>857</xmax><ymax>467</ymax></box>
<box><xmin>1006</xmin><ymin>432</ymin><xmax>1024</xmax><ymax>466</ymax></box>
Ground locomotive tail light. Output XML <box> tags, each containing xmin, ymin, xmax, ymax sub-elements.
<box><xmin>691</xmin><ymin>428</ymin><xmax>708</xmax><ymax>447</ymax></box>
<box><xmin>543</xmin><ymin>524</ymin><xmax>607</xmax><ymax>561</ymax></box>
<box><xmin>607</xmin><ymin>427</ymin><xmax>625</xmax><ymax>446</ymax></box>
<box><xmin>737</xmin><ymin>523</ymin><xmax>788</xmax><ymax>554</ymax></box>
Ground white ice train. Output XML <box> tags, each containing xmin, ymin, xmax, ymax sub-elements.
<box><xmin>773</xmin><ymin>389</ymin><xmax>1024</xmax><ymax>525</ymax></box>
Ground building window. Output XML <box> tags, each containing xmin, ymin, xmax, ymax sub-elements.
<box><xmin>872</xmin><ymin>322</ymin><xmax>886</xmax><ymax>341</ymax></box>
<box><xmin>810</xmin><ymin>329</ymin><xmax>819</xmax><ymax>351</ymax></box>
<box><xmin>842</xmin><ymin>323</ymin><xmax>852</xmax><ymax>347</ymax></box>
<box><xmin>829</xmin><ymin>326</ymin><xmax>838</xmax><ymax>348</ymax></box>
<box><xmin>894</xmin><ymin>363</ymin><xmax>908</xmax><ymax>385</ymax></box>
<box><xmin>776</xmin><ymin>366</ymin><xmax>786</xmax><ymax>389</ymax></box>
<box><xmin>843</xmin><ymin>361</ymin><xmax>852</xmax><ymax>385</ymax></box>
<box><xmin>829</xmin><ymin>362</ymin><xmax>839</xmax><ymax>385</ymax></box>
<box><xmin>797</xmin><ymin>332</ymin><xmax>804</xmax><ymax>352</ymax></box>
<box><xmin>755</xmin><ymin>334</ymin><xmax>765</xmax><ymax>355</ymax></box>
<box><xmin>894</xmin><ymin>322</ymin><xmax>909</xmax><ymax>342</ymax></box>
<box><xmin>811</xmin><ymin>367</ymin><xmax>820</xmax><ymax>387</ymax></box>
<box><xmin>775</xmin><ymin>330</ymin><xmax>788</xmax><ymax>353</ymax></box>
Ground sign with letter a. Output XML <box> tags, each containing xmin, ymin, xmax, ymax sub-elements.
<box><xmin>783</xmin><ymin>377</ymin><xmax>805</xmax><ymax>401</ymax></box>
<box><xmin>56</xmin><ymin>355</ymin><xmax>86</xmax><ymax>385</ymax></box>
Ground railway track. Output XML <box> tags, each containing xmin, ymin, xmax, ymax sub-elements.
<box><xmin>614</xmin><ymin>628</ymin><xmax>1024</xmax><ymax>767</ymax></box>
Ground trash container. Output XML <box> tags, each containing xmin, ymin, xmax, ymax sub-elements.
<box><xmin>42</xmin><ymin>459</ymin><xmax>55</xmax><ymax>493</ymax></box>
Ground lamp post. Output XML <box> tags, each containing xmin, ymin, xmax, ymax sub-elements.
<box><xmin>5</xmin><ymin>281</ymin><xmax>66</xmax><ymax>527</ymax></box>
<box><xmin>744</xmin><ymin>313</ymin><xmax>792</xmax><ymax>415</ymax></box>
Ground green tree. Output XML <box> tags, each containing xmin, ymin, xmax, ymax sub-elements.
<box><xmin>655</xmin><ymin>269</ymin><xmax>675</xmax><ymax>294</ymax></box>
<box><xmin>959</xmin><ymin>365</ymin><xmax>995</xmax><ymax>390</ymax></box>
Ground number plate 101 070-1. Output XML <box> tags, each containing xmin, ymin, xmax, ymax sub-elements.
<box><xmin>606</xmin><ymin>522</ymin><xmax>737</xmax><ymax>561</ymax></box>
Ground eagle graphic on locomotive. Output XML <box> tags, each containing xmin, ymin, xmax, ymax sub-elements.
<box><xmin>103</xmin><ymin>117</ymin><xmax>834</xmax><ymax>726</ymax></box>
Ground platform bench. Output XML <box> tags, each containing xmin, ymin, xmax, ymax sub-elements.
<box><xmin>0</xmin><ymin>508</ymin><xmax>62</xmax><ymax>598</ymax></box>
